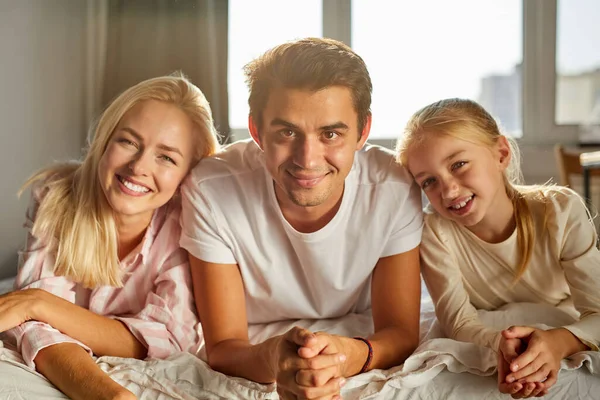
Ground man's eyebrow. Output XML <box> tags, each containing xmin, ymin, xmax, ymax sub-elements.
<box><xmin>270</xmin><ymin>119</ymin><xmax>350</xmax><ymax>132</ymax></box>
<box><xmin>320</xmin><ymin>122</ymin><xmax>349</xmax><ymax>131</ymax></box>
<box><xmin>270</xmin><ymin>118</ymin><xmax>300</xmax><ymax>130</ymax></box>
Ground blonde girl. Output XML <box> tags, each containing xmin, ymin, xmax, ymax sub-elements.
<box><xmin>397</xmin><ymin>98</ymin><xmax>599</xmax><ymax>399</ymax></box>
<box><xmin>0</xmin><ymin>74</ymin><xmax>219</xmax><ymax>400</ymax></box>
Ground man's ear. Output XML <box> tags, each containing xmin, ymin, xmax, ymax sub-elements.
<box><xmin>356</xmin><ymin>114</ymin><xmax>372</xmax><ymax>150</ymax></box>
<box><xmin>248</xmin><ymin>115</ymin><xmax>262</xmax><ymax>150</ymax></box>
<box><xmin>497</xmin><ymin>135</ymin><xmax>511</xmax><ymax>170</ymax></box>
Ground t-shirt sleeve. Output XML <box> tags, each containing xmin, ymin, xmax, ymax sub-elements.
<box><xmin>381</xmin><ymin>180</ymin><xmax>424</xmax><ymax>257</ymax></box>
<box><xmin>179</xmin><ymin>172</ymin><xmax>237</xmax><ymax>265</ymax></box>
<box><xmin>549</xmin><ymin>188</ymin><xmax>600</xmax><ymax>351</ymax></box>
<box><xmin>421</xmin><ymin>217</ymin><xmax>502</xmax><ymax>351</ymax></box>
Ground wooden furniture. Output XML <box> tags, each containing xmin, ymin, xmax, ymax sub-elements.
<box><xmin>554</xmin><ymin>144</ymin><xmax>600</xmax><ymax>210</ymax></box>
<box><xmin>580</xmin><ymin>150</ymin><xmax>600</xmax><ymax>211</ymax></box>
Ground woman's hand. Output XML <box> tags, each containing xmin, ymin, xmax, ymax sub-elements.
<box><xmin>274</xmin><ymin>327</ymin><xmax>346</xmax><ymax>400</ymax></box>
<box><xmin>0</xmin><ymin>288</ymin><xmax>46</xmax><ymax>331</ymax></box>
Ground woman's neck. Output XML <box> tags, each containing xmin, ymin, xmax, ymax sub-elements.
<box><xmin>115</xmin><ymin>212</ymin><xmax>153</xmax><ymax>260</ymax></box>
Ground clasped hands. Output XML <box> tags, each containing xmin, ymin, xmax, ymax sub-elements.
<box><xmin>498</xmin><ymin>326</ymin><xmax>569</xmax><ymax>399</ymax></box>
<box><xmin>274</xmin><ymin>327</ymin><xmax>350</xmax><ymax>400</ymax></box>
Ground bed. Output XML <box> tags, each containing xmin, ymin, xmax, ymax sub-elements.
<box><xmin>1</xmin><ymin>279</ymin><xmax>599</xmax><ymax>399</ymax></box>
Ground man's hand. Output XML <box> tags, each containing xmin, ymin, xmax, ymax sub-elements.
<box><xmin>274</xmin><ymin>327</ymin><xmax>346</xmax><ymax>400</ymax></box>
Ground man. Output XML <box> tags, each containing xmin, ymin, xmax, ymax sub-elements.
<box><xmin>181</xmin><ymin>37</ymin><xmax>423</xmax><ymax>400</ymax></box>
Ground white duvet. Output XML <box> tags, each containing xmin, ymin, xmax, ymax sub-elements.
<box><xmin>1</xmin><ymin>282</ymin><xmax>599</xmax><ymax>399</ymax></box>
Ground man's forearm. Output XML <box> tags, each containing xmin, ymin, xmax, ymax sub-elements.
<box><xmin>342</xmin><ymin>326</ymin><xmax>418</xmax><ymax>376</ymax></box>
<box><xmin>369</xmin><ymin>326</ymin><xmax>419</xmax><ymax>370</ymax></box>
<box><xmin>35</xmin><ymin>293</ymin><xmax>146</xmax><ymax>358</ymax></box>
<box><xmin>35</xmin><ymin>343</ymin><xmax>136</xmax><ymax>400</ymax></box>
<box><xmin>207</xmin><ymin>336</ymin><xmax>281</xmax><ymax>383</ymax></box>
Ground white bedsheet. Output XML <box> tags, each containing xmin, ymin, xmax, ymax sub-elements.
<box><xmin>1</xmin><ymin>286</ymin><xmax>599</xmax><ymax>399</ymax></box>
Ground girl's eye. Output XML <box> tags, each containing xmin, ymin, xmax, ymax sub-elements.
<box><xmin>323</xmin><ymin>131</ymin><xmax>339</xmax><ymax>140</ymax></box>
<box><xmin>451</xmin><ymin>161</ymin><xmax>467</xmax><ymax>171</ymax></box>
<box><xmin>421</xmin><ymin>178</ymin><xmax>435</xmax><ymax>189</ymax></box>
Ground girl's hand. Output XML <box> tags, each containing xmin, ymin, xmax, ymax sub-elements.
<box><xmin>0</xmin><ymin>288</ymin><xmax>46</xmax><ymax>331</ymax></box>
<box><xmin>497</xmin><ymin>335</ymin><xmax>547</xmax><ymax>398</ymax></box>
<box><xmin>501</xmin><ymin>326</ymin><xmax>567</xmax><ymax>396</ymax></box>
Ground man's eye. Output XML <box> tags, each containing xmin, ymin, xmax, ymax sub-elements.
<box><xmin>280</xmin><ymin>130</ymin><xmax>295</xmax><ymax>138</ymax></box>
<box><xmin>323</xmin><ymin>131</ymin><xmax>339</xmax><ymax>140</ymax></box>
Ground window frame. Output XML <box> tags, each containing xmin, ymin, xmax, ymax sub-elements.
<box><xmin>230</xmin><ymin>0</ymin><xmax>578</xmax><ymax>148</ymax></box>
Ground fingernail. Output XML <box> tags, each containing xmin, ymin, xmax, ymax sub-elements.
<box><xmin>339</xmin><ymin>354</ymin><xmax>347</xmax><ymax>362</ymax></box>
<box><xmin>339</xmin><ymin>378</ymin><xmax>347</xmax><ymax>387</ymax></box>
<box><xmin>511</xmin><ymin>364</ymin><xmax>519</xmax><ymax>372</ymax></box>
<box><xmin>507</xmin><ymin>376</ymin><xmax>515</xmax><ymax>383</ymax></box>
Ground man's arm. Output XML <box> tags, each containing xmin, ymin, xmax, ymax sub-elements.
<box><xmin>368</xmin><ymin>246</ymin><xmax>421</xmax><ymax>369</ymax></box>
<box><xmin>35</xmin><ymin>342</ymin><xmax>136</xmax><ymax>400</ymax></box>
<box><xmin>191</xmin><ymin>255</ymin><xmax>279</xmax><ymax>383</ymax></box>
<box><xmin>300</xmin><ymin>247</ymin><xmax>422</xmax><ymax>377</ymax></box>
<box><xmin>191</xmin><ymin>254</ymin><xmax>345</xmax><ymax>398</ymax></box>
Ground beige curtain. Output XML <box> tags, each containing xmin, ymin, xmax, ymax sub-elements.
<box><xmin>101</xmin><ymin>0</ymin><xmax>229</xmax><ymax>141</ymax></box>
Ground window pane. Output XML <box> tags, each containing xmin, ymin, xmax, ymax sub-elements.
<box><xmin>228</xmin><ymin>0</ymin><xmax>322</xmax><ymax>130</ymax></box>
<box><xmin>352</xmin><ymin>1</ymin><xmax>522</xmax><ymax>139</ymax></box>
<box><xmin>556</xmin><ymin>0</ymin><xmax>600</xmax><ymax>126</ymax></box>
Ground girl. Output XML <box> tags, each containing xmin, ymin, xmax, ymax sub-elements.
<box><xmin>0</xmin><ymin>74</ymin><xmax>220</xmax><ymax>400</ymax></box>
<box><xmin>397</xmin><ymin>98</ymin><xmax>599</xmax><ymax>399</ymax></box>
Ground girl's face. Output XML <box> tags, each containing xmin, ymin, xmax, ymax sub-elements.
<box><xmin>97</xmin><ymin>100</ymin><xmax>197</xmax><ymax>226</ymax></box>
<box><xmin>406</xmin><ymin>133</ymin><xmax>511</xmax><ymax>232</ymax></box>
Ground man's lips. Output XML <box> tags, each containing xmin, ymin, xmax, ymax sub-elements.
<box><xmin>288</xmin><ymin>172</ymin><xmax>328</xmax><ymax>188</ymax></box>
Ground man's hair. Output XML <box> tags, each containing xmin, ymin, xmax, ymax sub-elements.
<box><xmin>243</xmin><ymin>37</ymin><xmax>372</xmax><ymax>133</ymax></box>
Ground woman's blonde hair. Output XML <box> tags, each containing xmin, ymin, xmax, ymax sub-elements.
<box><xmin>397</xmin><ymin>98</ymin><xmax>539</xmax><ymax>281</ymax></box>
<box><xmin>20</xmin><ymin>73</ymin><xmax>220</xmax><ymax>288</ymax></box>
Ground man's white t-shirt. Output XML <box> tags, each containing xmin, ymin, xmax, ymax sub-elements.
<box><xmin>181</xmin><ymin>140</ymin><xmax>423</xmax><ymax>324</ymax></box>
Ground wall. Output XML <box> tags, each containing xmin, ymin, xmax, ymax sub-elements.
<box><xmin>0</xmin><ymin>1</ymin><xmax>88</xmax><ymax>279</ymax></box>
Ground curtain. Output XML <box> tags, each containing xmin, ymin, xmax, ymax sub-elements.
<box><xmin>101</xmin><ymin>0</ymin><xmax>230</xmax><ymax>142</ymax></box>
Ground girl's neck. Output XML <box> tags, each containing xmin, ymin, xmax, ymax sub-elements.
<box><xmin>467</xmin><ymin>192</ymin><xmax>516</xmax><ymax>243</ymax></box>
<box><xmin>115</xmin><ymin>212</ymin><xmax>153</xmax><ymax>260</ymax></box>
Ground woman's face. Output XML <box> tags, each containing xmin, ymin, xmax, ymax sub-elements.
<box><xmin>98</xmin><ymin>99</ymin><xmax>197</xmax><ymax>225</ymax></box>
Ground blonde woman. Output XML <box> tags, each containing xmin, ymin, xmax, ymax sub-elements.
<box><xmin>397</xmin><ymin>98</ymin><xmax>599</xmax><ymax>399</ymax></box>
<box><xmin>0</xmin><ymin>74</ymin><xmax>219</xmax><ymax>400</ymax></box>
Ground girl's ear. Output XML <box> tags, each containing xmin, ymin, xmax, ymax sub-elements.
<box><xmin>496</xmin><ymin>135</ymin><xmax>511</xmax><ymax>170</ymax></box>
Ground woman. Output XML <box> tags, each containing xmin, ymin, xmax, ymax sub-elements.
<box><xmin>0</xmin><ymin>74</ymin><xmax>220</xmax><ymax>400</ymax></box>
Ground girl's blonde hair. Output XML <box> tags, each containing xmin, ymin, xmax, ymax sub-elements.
<box><xmin>20</xmin><ymin>73</ymin><xmax>220</xmax><ymax>288</ymax></box>
<box><xmin>397</xmin><ymin>98</ymin><xmax>539</xmax><ymax>281</ymax></box>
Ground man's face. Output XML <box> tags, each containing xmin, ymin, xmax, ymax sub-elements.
<box><xmin>251</xmin><ymin>86</ymin><xmax>370</xmax><ymax>212</ymax></box>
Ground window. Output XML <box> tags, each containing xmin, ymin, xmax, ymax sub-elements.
<box><xmin>352</xmin><ymin>0</ymin><xmax>523</xmax><ymax>139</ymax></box>
<box><xmin>555</xmin><ymin>0</ymin><xmax>600</xmax><ymax>127</ymax></box>
<box><xmin>228</xmin><ymin>0</ymin><xmax>322</xmax><ymax>133</ymax></box>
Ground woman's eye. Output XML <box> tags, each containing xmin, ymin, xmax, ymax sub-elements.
<box><xmin>118</xmin><ymin>138</ymin><xmax>137</xmax><ymax>147</ymax></box>
<box><xmin>160</xmin><ymin>155</ymin><xmax>176</xmax><ymax>165</ymax></box>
